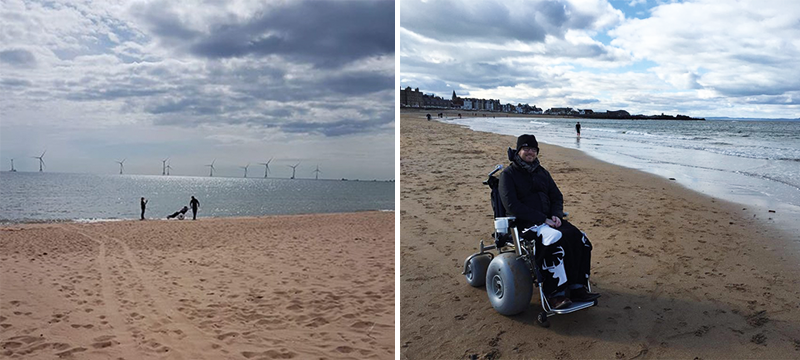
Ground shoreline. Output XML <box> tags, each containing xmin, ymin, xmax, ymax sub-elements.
<box><xmin>1</xmin><ymin>211</ymin><xmax>394</xmax><ymax>359</ymax></box>
<box><xmin>415</xmin><ymin>108</ymin><xmax>800</xmax><ymax>242</ymax></box>
<box><xmin>400</xmin><ymin>111</ymin><xmax>800</xmax><ymax>359</ymax></box>
<box><xmin>0</xmin><ymin>209</ymin><xmax>395</xmax><ymax>227</ymax></box>
<box><xmin>402</xmin><ymin>107</ymin><xmax>705</xmax><ymax>120</ymax></box>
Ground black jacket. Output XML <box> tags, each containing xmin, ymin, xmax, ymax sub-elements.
<box><xmin>499</xmin><ymin>159</ymin><xmax>564</xmax><ymax>226</ymax></box>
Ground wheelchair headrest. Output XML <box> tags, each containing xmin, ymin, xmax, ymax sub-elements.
<box><xmin>507</xmin><ymin>147</ymin><xmax>516</xmax><ymax>162</ymax></box>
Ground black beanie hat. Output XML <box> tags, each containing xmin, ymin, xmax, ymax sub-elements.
<box><xmin>516</xmin><ymin>134</ymin><xmax>538</xmax><ymax>151</ymax></box>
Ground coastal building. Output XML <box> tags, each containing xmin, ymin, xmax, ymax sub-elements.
<box><xmin>451</xmin><ymin>91</ymin><xmax>463</xmax><ymax>108</ymax></box>
<box><xmin>402</xmin><ymin>85</ymin><xmax>536</xmax><ymax>113</ymax></box>
<box><xmin>400</xmin><ymin>87</ymin><xmax>424</xmax><ymax>107</ymax></box>
<box><xmin>546</xmin><ymin>107</ymin><xmax>573</xmax><ymax>115</ymax></box>
<box><xmin>462</xmin><ymin>98</ymin><xmax>474</xmax><ymax>110</ymax></box>
<box><xmin>517</xmin><ymin>104</ymin><xmax>543</xmax><ymax>114</ymax></box>
<box><xmin>422</xmin><ymin>93</ymin><xmax>451</xmax><ymax>108</ymax></box>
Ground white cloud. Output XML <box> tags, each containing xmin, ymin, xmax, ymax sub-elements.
<box><xmin>0</xmin><ymin>0</ymin><xmax>395</xmax><ymax>179</ymax></box>
<box><xmin>400</xmin><ymin>0</ymin><xmax>800</xmax><ymax>118</ymax></box>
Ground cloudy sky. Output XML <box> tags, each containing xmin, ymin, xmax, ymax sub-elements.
<box><xmin>400</xmin><ymin>0</ymin><xmax>800</xmax><ymax>119</ymax></box>
<box><xmin>0</xmin><ymin>0</ymin><xmax>394</xmax><ymax>178</ymax></box>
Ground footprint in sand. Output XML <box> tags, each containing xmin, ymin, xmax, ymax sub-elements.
<box><xmin>351</xmin><ymin>321</ymin><xmax>375</xmax><ymax>330</ymax></box>
<box><xmin>306</xmin><ymin>317</ymin><xmax>329</xmax><ymax>328</ymax></box>
<box><xmin>55</xmin><ymin>347</ymin><xmax>87</xmax><ymax>357</ymax></box>
<box><xmin>242</xmin><ymin>349</ymin><xmax>297</xmax><ymax>359</ymax></box>
<box><xmin>217</xmin><ymin>332</ymin><xmax>239</xmax><ymax>341</ymax></box>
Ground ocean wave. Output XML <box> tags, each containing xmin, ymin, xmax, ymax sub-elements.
<box><xmin>0</xmin><ymin>218</ymin><xmax>74</xmax><ymax>225</ymax></box>
<box><xmin>528</xmin><ymin>121</ymin><xmax>550</xmax><ymax>126</ymax></box>
<box><xmin>584</xmin><ymin>127</ymin><xmax>618</xmax><ymax>133</ymax></box>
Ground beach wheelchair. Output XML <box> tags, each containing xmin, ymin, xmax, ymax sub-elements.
<box><xmin>462</xmin><ymin>153</ymin><xmax>597</xmax><ymax>327</ymax></box>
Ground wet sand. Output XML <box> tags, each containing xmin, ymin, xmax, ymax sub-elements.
<box><xmin>400</xmin><ymin>110</ymin><xmax>800</xmax><ymax>359</ymax></box>
<box><xmin>0</xmin><ymin>211</ymin><xmax>394</xmax><ymax>359</ymax></box>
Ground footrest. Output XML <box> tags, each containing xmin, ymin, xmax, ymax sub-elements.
<box><xmin>550</xmin><ymin>300</ymin><xmax>595</xmax><ymax>315</ymax></box>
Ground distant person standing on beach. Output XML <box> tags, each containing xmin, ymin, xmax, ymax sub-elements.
<box><xmin>189</xmin><ymin>196</ymin><xmax>200</xmax><ymax>220</ymax></box>
<box><xmin>140</xmin><ymin>197</ymin><xmax>148</xmax><ymax>220</ymax></box>
<box><xmin>576</xmin><ymin>122</ymin><xmax>581</xmax><ymax>137</ymax></box>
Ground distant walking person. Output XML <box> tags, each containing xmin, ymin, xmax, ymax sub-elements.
<box><xmin>140</xmin><ymin>197</ymin><xmax>148</xmax><ymax>220</ymax></box>
<box><xmin>576</xmin><ymin>122</ymin><xmax>581</xmax><ymax>137</ymax></box>
<box><xmin>189</xmin><ymin>196</ymin><xmax>200</xmax><ymax>220</ymax></box>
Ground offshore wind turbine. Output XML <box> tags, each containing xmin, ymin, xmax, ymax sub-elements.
<box><xmin>313</xmin><ymin>165</ymin><xmax>321</xmax><ymax>180</ymax></box>
<box><xmin>258</xmin><ymin>157</ymin><xmax>273</xmax><ymax>178</ymax></box>
<box><xmin>206</xmin><ymin>159</ymin><xmax>216</xmax><ymax>177</ymax></box>
<box><xmin>115</xmin><ymin>158</ymin><xmax>126</xmax><ymax>174</ymax></box>
<box><xmin>288</xmin><ymin>163</ymin><xmax>300</xmax><ymax>179</ymax></box>
<box><xmin>240</xmin><ymin>163</ymin><xmax>250</xmax><ymax>178</ymax></box>
<box><xmin>9</xmin><ymin>159</ymin><xmax>17</xmax><ymax>172</ymax></box>
<box><xmin>32</xmin><ymin>150</ymin><xmax>46</xmax><ymax>172</ymax></box>
<box><xmin>166</xmin><ymin>164</ymin><xmax>173</xmax><ymax>176</ymax></box>
<box><xmin>162</xmin><ymin>157</ymin><xmax>169</xmax><ymax>175</ymax></box>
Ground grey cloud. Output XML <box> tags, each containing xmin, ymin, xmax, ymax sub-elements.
<box><xmin>401</xmin><ymin>55</ymin><xmax>555</xmax><ymax>93</ymax></box>
<box><xmin>401</xmin><ymin>0</ymin><xmax>609</xmax><ymax>44</ymax></box>
<box><xmin>146</xmin><ymin>97</ymin><xmax>223</xmax><ymax>115</ymax></box>
<box><xmin>0</xmin><ymin>49</ymin><xmax>36</xmax><ymax>67</ymax></box>
<box><xmin>133</xmin><ymin>0</ymin><xmax>394</xmax><ymax>68</ymax></box>
<box><xmin>714</xmin><ymin>84</ymin><xmax>799</xmax><ymax>98</ymax></box>
<box><xmin>567</xmin><ymin>97</ymin><xmax>600</xmax><ymax>106</ymax></box>
<box><xmin>281</xmin><ymin>113</ymin><xmax>393</xmax><ymax>137</ymax></box>
<box><xmin>129</xmin><ymin>3</ymin><xmax>200</xmax><ymax>41</ymax></box>
<box><xmin>64</xmin><ymin>87</ymin><xmax>168</xmax><ymax>101</ymax></box>
<box><xmin>322</xmin><ymin>73</ymin><xmax>395</xmax><ymax>96</ymax></box>
<box><xmin>739</xmin><ymin>94</ymin><xmax>800</xmax><ymax>105</ymax></box>
<box><xmin>0</xmin><ymin>78</ymin><xmax>32</xmax><ymax>88</ymax></box>
<box><xmin>401</xmin><ymin>0</ymin><xmax>546</xmax><ymax>43</ymax></box>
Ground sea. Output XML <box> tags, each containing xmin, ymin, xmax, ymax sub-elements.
<box><xmin>443</xmin><ymin>116</ymin><xmax>800</xmax><ymax>239</ymax></box>
<box><xmin>0</xmin><ymin>173</ymin><xmax>394</xmax><ymax>224</ymax></box>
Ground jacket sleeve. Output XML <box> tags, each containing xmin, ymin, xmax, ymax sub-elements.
<box><xmin>499</xmin><ymin>169</ymin><xmax>547</xmax><ymax>225</ymax></box>
<box><xmin>544</xmin><ymin>169</ymin><xmax>564</xmax><ymax>218</ymax></box>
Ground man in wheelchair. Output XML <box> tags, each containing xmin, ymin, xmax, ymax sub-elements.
<box><xmin>499</xmin><ymin>134</ymin><xmax>600</xmax><ymax>309</ymax></box>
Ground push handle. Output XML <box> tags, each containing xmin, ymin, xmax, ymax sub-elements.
<box><xmin>488</xmin><ymin>164</ymin><xmax>503</xmax><ymax>177</ymax></box>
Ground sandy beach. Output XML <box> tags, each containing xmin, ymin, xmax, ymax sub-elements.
<box><xmin>400</xmin><ymin>110</ymin><xmax>800</xmax><ymax>359</ymax></box>
<box><xmin>0</xmin><ymin>211</ymin><xmax>394</xmax><ymax>359</ymax></box>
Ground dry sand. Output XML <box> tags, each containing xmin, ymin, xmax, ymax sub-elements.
<box><xmin>400</xmin><ymin>110</ymin><xmax>800</xmax><ymax>359</ymax></box>
<box><xmin>0</xmin><ymin>211</ymin><xmax>394</xmax><ymax>359</ymax></box>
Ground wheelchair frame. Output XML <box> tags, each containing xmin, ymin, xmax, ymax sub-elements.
<box><xmin>462</xmin><ymin>162</ymin><xmax>596</xmax><ymax>327</ymax></box>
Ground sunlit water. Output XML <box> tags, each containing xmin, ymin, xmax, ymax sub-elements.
<box><xmin>445</xmin><ymin>116</ymin><xmax>800</xmax><ymax>240</ymax></box>
<box><xmin>0</xmin><ymin>173</ymin><xmax>394</xmax><ymax>223</ymax></box>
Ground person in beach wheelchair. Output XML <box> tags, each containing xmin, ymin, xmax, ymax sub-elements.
<box><xmin>499</xmin><ymin>134</ymin><xmax>600</xmax><ymax>309</ymax></box>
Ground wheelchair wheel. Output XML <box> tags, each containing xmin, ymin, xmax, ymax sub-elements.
<box><xmin>464</xmin><ymin>254</ymin><xmax>491</xmax><ymax>287</ymax></box>
<box><xmin>537</xmin><ymin>311</ymin><xmax>550</xmax><ymax>328</ymax></box>
<box><xmin>485</xmin><ymin>252</ymin><xmax>533</xmax><ymax>315</ymax></box>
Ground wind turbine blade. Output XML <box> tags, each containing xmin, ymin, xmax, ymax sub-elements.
<box><xmin>41</xmin><ymin>150</ymin><xmax>46</xmax><ymax>158</ymax></box>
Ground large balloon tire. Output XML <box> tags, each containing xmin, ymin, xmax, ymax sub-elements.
<box><xmin>464</xmin><ymin>255</ymin><xmax>491</xmax><ymax>287</ymax></box>
<box><xmin>486</xmin><ymin>252</ymin><xmax>533</xmax><ymax>315</ymax></box>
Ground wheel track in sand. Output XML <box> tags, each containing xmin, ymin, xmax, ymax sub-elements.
<box><xmin>60</xmin><ymin>224</ymin><xmax>139</xmax><ymax>356</ymax></box>
<box><xmin>63</xmin><ymin>225</ymin><xmax>225</xmax><ymax>359</ymax></box>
